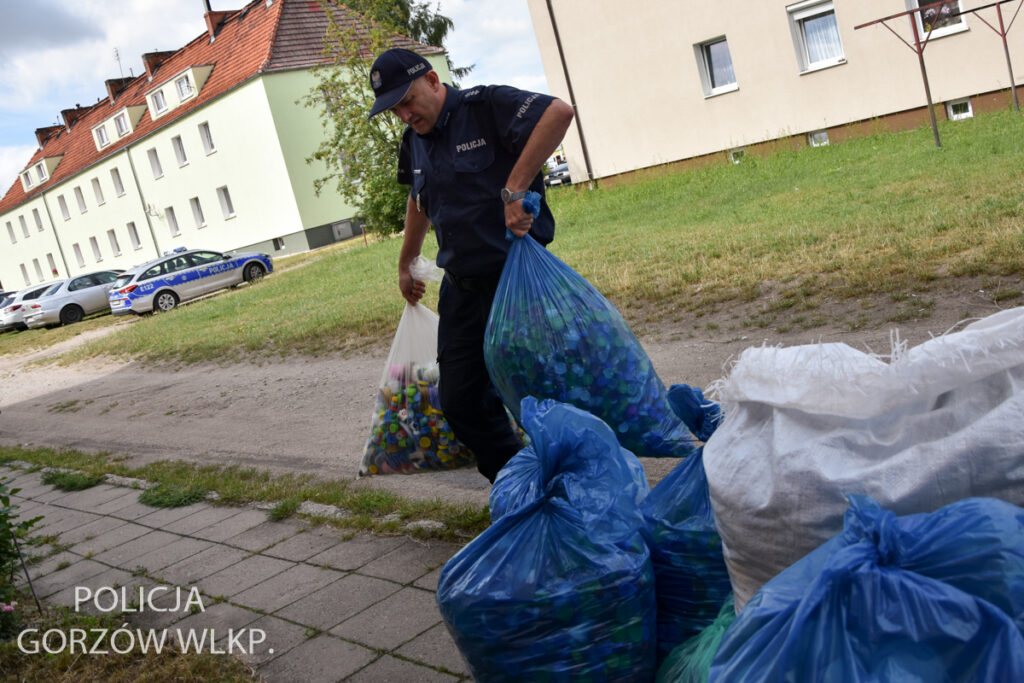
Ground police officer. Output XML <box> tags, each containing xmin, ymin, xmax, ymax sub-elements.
<box><xmin>368</xmin><ymin>48</ymin><xmax>574</xmax><ymax>483</ymax></box>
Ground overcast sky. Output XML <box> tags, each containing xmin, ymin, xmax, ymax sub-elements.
<box><xmin>0</xmin><ymin>0</ymin><xmax>550</xmax><ymax>189</ymax></box>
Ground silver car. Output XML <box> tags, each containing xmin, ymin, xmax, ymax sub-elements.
<box><xmin>109</xmin><ymin>248</ymin><xmax>273</xmax><ymax>315</ymax></box>
<box><xmin>23</xmin><ymin>270</ymin><xmax>124</xmax><ymax>328</ymax></box>
<box><xmin>0</xmin><ymin>282</ymin><xmax>62</xmax><ymax>332</ymax></box>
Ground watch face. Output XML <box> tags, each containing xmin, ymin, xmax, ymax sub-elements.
<box><xmin>501</xmin><ymin>188</ymin><xmax>512</xmax><ymax>203</ymax></box>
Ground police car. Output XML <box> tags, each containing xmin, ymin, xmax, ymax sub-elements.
<box><xmin>108</xmin><ymin>247</ymin><xmax>273</xmax><ymax>315</ymax></box>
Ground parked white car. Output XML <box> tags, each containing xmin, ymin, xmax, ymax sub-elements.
<box><xmin>0</xmin><ymin>282</ymin><xmax>61</xmax><ymax>332</ymax></box>
<box><xmin>23</xmin><ymin>270</ymin><xmax>124</xmax><ymax>328</ymax></box>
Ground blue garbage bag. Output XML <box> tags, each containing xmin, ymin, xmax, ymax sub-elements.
<box><xmin>656</xmin><ymin>594</ymin><xmax>736</xmax><ymax>683</ymax></box>
<box><xmin>642</xmin><ymin>445</ymin><xmax>732</xmax><ymax>664</ymax></box>
<box><xmin>710</xmin><ymin>495</ymin><xmax>1024</xmax><ymax>682</ymax></box>
<box><xmin>437</xmin><ymin>397</ymin><xmax>657</xmax><ymax>682</ymax></box>
<box><xmin>484</xmin><ymin>229</ymin><xmax>696</xmax><ymax>459</ymax></box>
<box><xmin>666</xmin><ymin>384</ymin><xmax>722</xmax><ymax>443</ymax></box>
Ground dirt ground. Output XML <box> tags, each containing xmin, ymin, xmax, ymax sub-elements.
<box><xmin>0</xmin><ymin>287</ymin><xmax>1012</xmax><ymax>509</ymax></box>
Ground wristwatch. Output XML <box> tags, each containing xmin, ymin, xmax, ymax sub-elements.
<box><xmin>500</xmin><ymin>188</ymin><xmax>526</xmax><ymax>203</ymax></box>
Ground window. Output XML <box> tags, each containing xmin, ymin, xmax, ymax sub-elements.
<box><xmin>58</xmin><ymin>195</ymin><xmax>71</xmax><ymax>221</ymax></box>
<box><xmin>19</xmin><ymin>215</ymin><xmax>29</xmax><ymax>238</ymax></box>
<box><xmin>20</xmin><ymin>264</ymin><xmax>30</xmax><ymax>287</ymax></box>
<box><xmin>198</xmin><ymin>122</ymin><xmax>216</xmax><ymax>154</ymax></box>
<box><xmin>148</xmin><ymin>148</ymin><xmax>163</xmax><ymax>179</ymax></box>
<box><xmin>152</xmin><ymin>90</ymin><xmax>167</xmax><ymax>113</ymax></box>
<box><xmin>21</xmin><ymin>172</ymin><xmax>33</xmax><ymax>189</ymax></box>
<box><xmin>808</xmin><ymin>129</ymin><xmax>830</xmax><ymax>146</ymax></box>
<box><xmin>909</xmin><ymin>0</ymin><xmax>966</xmax><ymax>38</ymax></box>
<box><xmin>728</xmin><ymin>148</ymin><xmax>745</xmax><ymax>164</ymax></box>
<box><xmin>33</xmin><ymin>259</ymin><xmax>44</xmax><ymax>282</ymax></box>
<box><xmin>696</xmin><ymin>37</ymin><xmax>738</xmax><ymax>96</ymax></box>
<box><xmin>110</xmin><ymin>167</ymin><xmax>126</xmax><ymax>196</ymax></box>
<box><xmin>46</xmin><ymin>253</ymin><xmax>57</xmax><ymax>277</ymax></box>
<box><xmin>6</xmin><ymin>222</ymin><xmax>15</xmax><ymax>244</ymax></box>
<box><xmin>72</xmin><ymin>243</ymin><xmax>85</xmax><ymax>268</ymax></box>
<box><xmin>35</xmin><ymin>164</ymin><xmax>47</xmax><ymax>182</ymax></box>
<box><xmin>176</xmin><ymin>76</ymin><xmax>194</xmax><ymax>101</ymax></box>
<box><xmin>947</xmin><ymin>98</ymin><xmax>973</xmax><ymax>120</ymax></box>
<box><xmin>172</xmin><ymin>135</ymin><xmax>188</xmax><ymax>166</ymax></box>
<box><xmin>92</xmin><ymin>177</ymin><xmax>105</xmax><ymax>205</ymax></box>
<box><xmin>33</xmin><ymin>208</ymin><xmax>44</xmax><ymax>231</ymax></box>
<box><xmin>166</xmin><ymin>206</ymin><xmax>180</xmax><ymax>236</ymax></box>
<box><xmin>788</xmin><ymin>1</ymin><xmax>845</xmax><ymax>71</ymax></box>
<box><xmin>90</xmin><ymin>236</ymin><xmax>102</xmax><ymax>262</ymax></box>
<box><xmin>216</xmin><ymin>186</ymin><xmax>235</xmax><ymax>219</ymax></box>
<box><xmin>114</xmin><ymin>113</ymin><xmax>129</xmax><ymax>136</ymax></box>
<box><xmin>127</xmin><ymin>222</ymin><xmax>142</xmax><ymax>250</ymax></box>
<box><xmin>95</xmin><ymin>125</ymin><xmax>110</xmax><ymax>147</ymax></box>
<box><xmin>74</xmin><ymin>186</ymin><xmax>87</xmax><ymax>213</ymax></box>
<box><xmin>107</xmin><ymin>229</ymin><xmax>122</xmax><ymax>256</ymax></box>
<box><xmin>273</xmin><ymin>237</ymin><xmax>286</xmax><ymax>251</ymax></box>
<box><xmin>190</xmin><ymin>197</ymin><xmax>206</xmax><ymax>227</ymax></box>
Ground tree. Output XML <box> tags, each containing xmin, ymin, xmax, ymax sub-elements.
<box><xmin>304</xmin><ymin>0</ymin><xmax>469</xmax><ymax>236</ymax></box>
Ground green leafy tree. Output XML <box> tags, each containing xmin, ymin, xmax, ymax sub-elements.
<box><xmin>304</xmin><ymin>0</ymin><xmax>469</xmax><ymax>236</ymax></box>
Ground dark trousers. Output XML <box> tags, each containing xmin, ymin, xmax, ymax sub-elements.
<box><xmin>437</xmin><ymin>276</ymin><xmax>523</xmax><ymax>483</ymax></box>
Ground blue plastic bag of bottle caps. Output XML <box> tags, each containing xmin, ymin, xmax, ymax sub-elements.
<box><xmin>710</xmin><ymin>495</ymin><xmax>1024</xmax><ymax>682</ymax></box>
<box><xmin>437</xmin><ymin>397</ymin><xmax>657</xmax><ymax>682</ymax></box>
<box><xmin>484</xmin><ymin>225</ymin><xmax>695</xmax><ymax>460</ymax></box>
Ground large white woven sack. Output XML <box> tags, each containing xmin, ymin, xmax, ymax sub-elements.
<box><xmin>704</xmin><ymin>306</ymin><xmax>1024</xmax><ymax>611</ymax></box>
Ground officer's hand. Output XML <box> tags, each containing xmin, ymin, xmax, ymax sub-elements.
<box><xmin>505</xmin><ymin>200</ymin><xmax>534</xmax><ymax>238</ymax></box>
<box><xmin>399</xmin><ymin>271</ymin><xmax>425</xmax><ymax>304</ymax></box>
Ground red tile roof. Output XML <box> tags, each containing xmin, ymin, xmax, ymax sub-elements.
<box><xmin>0</xmin><ymin>0</ymin><xmax>442</xmax><ymax>214</ymax></box>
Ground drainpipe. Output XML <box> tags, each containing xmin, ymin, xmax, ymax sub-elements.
<box><xmin>545</xmin><ymin>0</ymin><xmax>596</xmax><ymax>188</ymax></box>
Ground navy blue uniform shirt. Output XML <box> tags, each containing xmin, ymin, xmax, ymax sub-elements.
<box><xmin>397</xmin><ymin>84</ymin><xmax>556</xmax><ymax>279</ymax></box>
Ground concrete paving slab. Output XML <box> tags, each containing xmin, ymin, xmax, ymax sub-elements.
<box><xmin>262</xmin><ymin>525</ymin><xmax>343</xmax><ymax>562</ymax></box>
<box><xmin>66</xmin><ymin>521</ymin><xmax>151</xmax><ymax>557</ymax></box>
<box><xmin>221</xmin><ymin>519</ymin><xmax>304</xmax><ymax>552</ymax></box>
<box><xmin>108</xmin><ymin>500</ymin><xmax>167</xmax><ymax>521</ymax></box>
<box><xmin>33</xmin><ymin>510</ymin><xmax>104</xmax><ymax>537</ymax></box>
<box><xmin>156</xmin><ymin>545</ymin><xmax>250</xmax><ymax>586</ymax></box>
<box><xmin>30</xmin><ymin>558</ymin><xmax>110</xmax><ymax>599</ymax></box>
<box><xmin>330</xmin><ymin>586</ymin><xmax>441</xmax><ymax>651</ymax></box>
<box><xmin>358</xmin><ymin>539</ymin><xmax>461</xmax><ymax>585</ymax></box>
<box><xmin>395</xmin><ymin>623</ymin><xmax>470</xmax><ymax>678</ymax></box>
<box><xmin>275</xmin><ymin>573</ymin><xmax>401</xmax><ymax>631</ymax></box>
<box><xmin>171</xmin><ymin>600</ymin><xmax>261</xmax><ymax>639</ymax></box>
<box><xmin>135</xmin><ymin>502</ymin><xmax>211</xmax><ymax>528</ymax></box>
<box><xmin>413</xmin><ymin>565</ymin><xmax>444</xmax><ymax>592</ymax></box>
<box><xmin>29</xmin><ymin>487</ymin><xmax>70</xmax><ymax>503</ymax></box>
<box><xmin>233</xmin><ymin>614</ymin><xmax>311</xmax><ymax>667</ymax></box>
<box><xmin>347</xmin><ymin>655</ymin><xmax>460</xmax><ymax>682</ymax></box>
<box><xmin>129</xmin><ymin>536</ymin><xmax>215</xmax><ymax>574</ymax></box>
<box><xmin>27</xmin><ymin>506</ymin><xmax>88</xmax><ymax>536</ymax></box>
<box><xmin>123</xmin><ymin>587</ymin><xmax>194</xmax><ymax>631</ymax></box>
<box><xmin>44</xmin><ymin>567</ymin><xmax>137</xmax><ymax>612</ymax></box>
<box><xmin>257</xmin><ymin>633</ymin><xmax>377</xmax><ymax>683</ymax></box>
<box><xmin>48</xmin><ymin>484</ymin><xmax>128</xmax><ymax>509</ymax></box>
<box><xmin>199</xmin><ymin>555</ymin><xmax>295</xmax><ymax>599</ymax></box>
<box><xmin>26</xmin><ymin>550</ymin><xmax>80</xmax><ymax>580</ymax></box>
<box><xmin>52</xmin><ymin>515</ymin><xmax>126</xmax><ymax>547</ymax></box>
<box><xmin>192</xmin><ymin>509</ymin><xmax>269</xmax><ymax>543</ymax></box>
<box><xmin>90</xmin><ymin>489</ymin><xmax>146</xmax><ymax>515</ymax></box>
<box><xmin>163</xmin><ymin>506</ymin><xmax>244</xmax><ymax>536</ymax></box>
<box><xmin>306</xmin><ymin>533</ymin><xmax>405</xmax><ymax>572</ymax></box>
<box><xmin>232</xmin><ymin>563</ymin><xmax>344</xmax><ymax>613</ymax></box>
<box><xmin>92</xmin><ymin>530</ymin><xmax>182</xmax><ymax>567</ymax></box>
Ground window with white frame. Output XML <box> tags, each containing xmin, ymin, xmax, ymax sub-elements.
<box><xmin>90</xmin><ymin>236</ymin><xmax>102</xmax><ymax>262</ymax></box>
<box><xmin>74</xmin><ymin>186</ymin><xmax>87</xmax><ymax>213</ymax></box>
<box><xmin>166</xmin><ymin>206</ymin><xmax>180</xmax><ymax>236</ymax></box>
<box><xmin>20</xmin><ymin>264</ymin><xmax>30</xmax><ymax>286</ymax></box>
<box><xmin>198</xmin><ymin>122</ymin><xmax>216</xmax><ymax>154</ymax></box>
<box><xmin>127</xmin><ymin>222</ymin><xmax>142</xmax><ymax>250</ymax></box>
<box><xmin>216</xmin><ymin>186</ymin><xmax>235</xmax><ymax>219</ymax></box>
<box><xmin>152</xmin><ymin>90</ymin><xmax>168</xmax><ymax>114</ymax></box>
<box><xmin>114</xmin><ymin>113</ymin><xmax>130</xmax><ymax>137</ymax></box>
<box><xmin>35</xmin><ymin>163</ymin><xmax>47</xmax><ymax>182</ymax></box>
<box><xmin>190</xmin><ymin>197</ymin><xmax>206</xmax><ymax>227</ymax></box>
<box><xmin>695</xmin><ymin>37</ymin><xmax>738</xmax><ymax>97</ymax></box>
<box><xmin>6</xmin><ymin>222</ymin><xmax>15</xmax><ymax>244</ymax></box>
<box><xmin>947</xmin><ymin>98</ymin><xmax>973</xmax><ymax>120</ymax></box>
<box><xmin>33</xmin><ymin>259</ymin><xmax>44</xmax><ymax>282</ymax></box>
<box><xmin>107</xmin><ymin>229</ymin><xmax>122</xmax><ymax>256</ymax></box>
<box><xmin>58</xmin><ymin>195</ymin><xmax>71</xmax><ymax>221</ymax></box>
<box><xmin>32</xmin><ymin>208</ymin><xmax>44</xmax><ymax>231</ymax></box>
<box><xmin>19</xmin><ymin>215</ymin><xmax>29</xmax><ymax>238</ymax></box>
<box><xmin>72</xmin><ymin>243</ymin><xmax>85</xmax><ymax>268</ymax></box>
<box><xmin>46</xmin><ymin>253</ymin><xmax>57</xmax><ymax>277</ymax></box>
<box><xmin>172</xmin><ymin>135</ymin><xmax>188</xmax><ymax>166</ymax></box>
<box><xmin>908</xmin><ymin>0</ymin><xmax>966</xmax><ymax>38</ymax></box>
<box><xmin>92</xmin><ymin>177</ymin><xmax>105</xmax><ymax>205</ymax></box>
<box><xmin>95</xmin><ymin>125</ymin><xmax>110</xmax><ymax>148</ymax></box>
<box><xmin>808</xmin><ymin>129</ymin><xmax>830</xmax><ymax>146</ymax></box>
<box><xmin>787</xmin><ymin>1</ymin><xmax>845</xmax><ymax>71</ymax></box>
<box><xmin>21</xmin><ymin>172</ymin><xmax>33</xmax><ymax>189</ymax></box>
<box><xmin>110</xmin><ymin>167</ymin><xmax>126</xmax><ymax>196</ymax></box>
<box><xmin>176</xmin><ymin>75</ymin><xmax>194</xmax><ymax>101</ymax></box>
<box><xmin>148</xmin><ymin>148</ymin><xmax>164</xmax><ymax>179</ymax></box>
